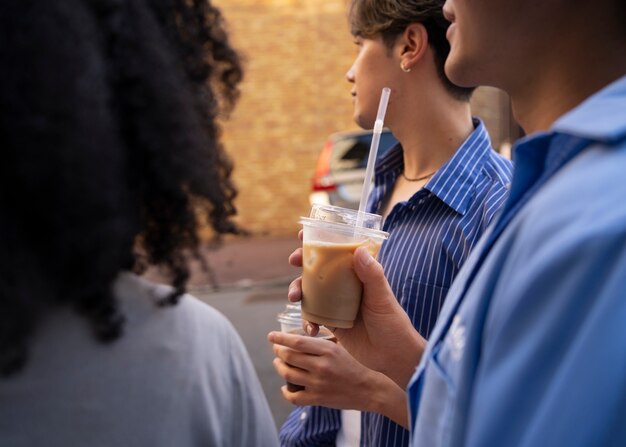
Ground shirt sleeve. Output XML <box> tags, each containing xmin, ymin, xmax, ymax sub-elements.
<box><xmin>464</xmin><ymin>220</ymin><xmax>626</xmax><ymax>447</ymax></box>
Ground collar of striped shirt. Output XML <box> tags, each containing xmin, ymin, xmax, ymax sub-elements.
<box><xmin>374</xmin><ymin>118</ymin><xmax>493</xmax><ymax>216</ymax></box>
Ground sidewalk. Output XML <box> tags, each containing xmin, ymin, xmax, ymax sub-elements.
<box><xmin>187</xmin><ymin>236</ymin><xmax>300</xmax><ymax>290</ymax></box>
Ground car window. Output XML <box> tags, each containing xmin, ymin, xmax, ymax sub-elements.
<box><xmin>330</xmin><ymin>131</ymin><xmax>398</xmax><ymax>171</ymax></box>
<box><xmin>356</xmin><ymin>132</ymin><xmax>397</xmax><ymax>168</ymax></box>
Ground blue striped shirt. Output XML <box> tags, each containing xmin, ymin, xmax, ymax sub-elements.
<box><xmin>279</xmin><ymin>119</ymin><xmax>513</xmax><ymax>447</ymax></box>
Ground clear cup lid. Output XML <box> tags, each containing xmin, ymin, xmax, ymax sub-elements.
<box><xmin>299</xmin><ymin>217</ymin><xmax>389</xmax><ymax>240</ymax></box>
<box><xmin>299</xmin><ymin>204</ymin><xmax>389</xmax><ymax>240</ymax></box>
<box><xmin>307</xmin><ymin>204</ymin><xmax>383</xmax><ymax>230</ymax></box>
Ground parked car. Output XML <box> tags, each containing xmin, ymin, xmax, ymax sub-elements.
<box><xmin>309</xmin><ymin>128</ymin><xmax>398</xmax><ymax>209</ymax></box>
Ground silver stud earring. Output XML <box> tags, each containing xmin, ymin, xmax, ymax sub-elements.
<box><xmin>400</xmin><ymin>62</ymin><xmax>411</xmax><ymax>73</ymax></box>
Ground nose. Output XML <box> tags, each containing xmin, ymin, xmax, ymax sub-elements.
<box><xmin>442</xmin><ymin>2</ymin><xmax>455</xmax><ymax>22</ymax></box>
<box><xmin>345</xmin><ymin>65</ymin><xmax>355</xmax><ymax>83</ymax></box>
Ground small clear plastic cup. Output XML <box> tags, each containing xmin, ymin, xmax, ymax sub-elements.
<box><xmin>276</xmin><ymin>301</ymin><xmax>336</xmax><ymax>392</ymax></box>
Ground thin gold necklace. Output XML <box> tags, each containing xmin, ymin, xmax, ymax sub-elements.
<box><xmin>401</xmin><ymin>170</ymin><xmax>437</xmax><ymax>182</ymax></box>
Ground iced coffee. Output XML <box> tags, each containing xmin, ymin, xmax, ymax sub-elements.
<box><xmin>301</xmin><ymin>240</ymin><xmax>382</xmax><ymax>328</ymax></box>
<box><xmin>299</xmin><ymin>205</ymin><xmax>388</xmax><ymax>329</ymax></box>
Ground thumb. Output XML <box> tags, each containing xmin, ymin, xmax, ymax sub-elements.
<box><xmin>353</xmin><ymin>246</ymin><xmax>384</xmax><ymax>282</ymax></box>
<box><xmin>353</xmin><ymin>247</ymin><xmax>396</xmax><ymax>309</ymax></box>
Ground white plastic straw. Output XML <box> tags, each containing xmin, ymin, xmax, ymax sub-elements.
<box><xmin>356</xmin><ymin>87</ymin><xmax>391</xmax><ymax>228</ymax></box>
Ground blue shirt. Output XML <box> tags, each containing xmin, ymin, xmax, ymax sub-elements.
<box><xmin>279</xmin><ymin>120</ymin><xmax>513</xmax><ymax>446</ymax></box>
<box><xmin>409</xmin><ymin>74</ymin><xmax>626</xmax><ymax>447</ymax></box>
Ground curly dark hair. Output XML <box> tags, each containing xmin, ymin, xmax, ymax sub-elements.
<box><xmin>0</xmin><ymin>0</ymin><xmax>244</xmax><ymax>376</ymax></box>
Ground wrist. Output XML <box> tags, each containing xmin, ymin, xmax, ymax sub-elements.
<box><xmin>363</xmin><ymin>369</ymin><xmax>386</xmax><ymax>413</ymax></box>
<box><xmin>366</xmin><ymin>371</ymin><xmax>410</xmax><ymax>429</ymax></box>
<box><xmin>384</xmin><ymin>325</ymin><xmax>426</xmax><ymax>389</ymax></box>
<box><xmin>370</xmin><ymin>372</ymin><xmax>391</xmax><ymax>414</ymax></box>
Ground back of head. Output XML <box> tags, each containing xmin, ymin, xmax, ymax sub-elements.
<box><xmin>349</xmin><ymin>0</ymin><xmax>474</xmax><ymax>100</ymax></box>
<box><xmin>0</xmin><ymin>0</ymin><xmax>243</xmax><ymax>375</ymax></box>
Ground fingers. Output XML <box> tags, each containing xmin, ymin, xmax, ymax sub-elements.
<box><xmin>298</xmin><ymin>229</ymin><xmax>303</xmax><ymax>241</ymax></box>
<box><xmin>271</xmin><ymin>346</ymin><xmax>337</xmax><ymax>400</ymax></box>
<box><xmin>273</xmin><ymin>359</ymin><xmax>321</xmax><ymax>406</ymax></box>
<box><xmin>272</xmin><ymin>357</ymin><xmax>308</xmax><ymax>389</ymax></box>
<box><xmin>280</xmin><ymin>385</ymin><xmax>304</xmax><ymax>405</ymax></box>
<box><xmin>272</xmin><ymin>343</ymin><xmax>313</xmax><ymax>369</ymax></box>
<box><xmin>288</xmin><ymin>247</ymin><xmax>303</xmax><ymax>267</ymax></box>
<box><xmin>353</xmin><ymin>246</ymin><xmax>396</xmax><ymax>310</ymax></box>
<box><xmin>279</xmin><ymin>383</ymin><xmax>330</xmax><ymax>407</ymax></box>
<box><xmin>268</xmin><ymin>331</ymin><xmax>335</xmax><ymax>357</ymax></box>
<box><xmin>353</xmin><ymin>246</ymin><xmax>384</xmax><ymax>282</ymax></box>
<box><xmin>272</xmin><ymin>342</ymin><xmax>371</xmax><ymax>409</ymax></box>
<box><xmin>279</xmin><ymin>384</ymin><xmax>317</xmax><ymax>406</ymax></box>
<box><xmin>288</xmin><ymin>230</ymin><xmax>304</xmax><ymax>266</ymax></box>
<box><xmin>303</xmin><ymin>321</ymin><xmax>320</xmax><ymax>337</ymax></box>
<box><xmin>287</xmin><ymin>277</ymin><xmax>302</xmax><ymax>302</ymax></box>
<box><xmin>270</xmin><ymin>340</ymin><xmax>336</xmax><ymax>401</ymax></box>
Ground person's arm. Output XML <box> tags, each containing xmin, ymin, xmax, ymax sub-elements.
<box><xmin>276</xmin><ymin>245</ymin><xmax>425</xmax><ymax>389</ymax></box>
<box><xmin>270</xmin><ymin>333</ymin><xmax>410</xmax><ymax>428</ymax></box>
<box><xmin>365</xmin><ymin>370</ymin><xmax>410</xmax><ymax>429</ymax></box>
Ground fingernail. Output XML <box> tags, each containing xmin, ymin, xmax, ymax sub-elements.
<box><xmin>267</xmin><ymin>332</ymin><xmax>277</xmax><ymax>342</ymax></box>
<box><xmin>358</xmin><ymin>247</ymin><xmax>374</xmax><ymax>266</ymax></box>
<box><xmin>305</xmin><ymin>323</ymin><xmax>314</xmax><ymax>336</ymax></box>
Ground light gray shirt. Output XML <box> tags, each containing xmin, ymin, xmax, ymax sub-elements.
<box><xmin>0</xmin><ymin>273</ymin><xmax>279</xmax><ymax>447</ymax></box>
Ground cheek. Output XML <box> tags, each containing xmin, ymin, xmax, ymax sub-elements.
<box><xmin>444</xmin><ymin>27</ymin><xmax>483</xmax><ymax>86</ymax></box>
<box><xmin>452</xmin><ymin>15</ymin><xmax>485</xmax><ymax>59</ymax></box>
<box><xmin>354</xmin><ymin>56</ymin><xmax>371</xmax><ymax>81</ymax></box>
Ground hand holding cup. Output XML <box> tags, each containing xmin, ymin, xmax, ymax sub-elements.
<box><xmin>281</xmin><ymin>242</ymin><xmax>425</xmax><ymax>389</ymax></box>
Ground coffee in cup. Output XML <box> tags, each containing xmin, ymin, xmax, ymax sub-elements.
<box><xmin>299</xmin><ymin>205</ymin><xmax>388</xmax><ymax>329</ymax></box>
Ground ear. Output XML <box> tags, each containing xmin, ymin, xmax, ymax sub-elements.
<box><xmin>398</xmin><ymin>23</ymin><xmax>428</xmax><ymax>72</ymax></box>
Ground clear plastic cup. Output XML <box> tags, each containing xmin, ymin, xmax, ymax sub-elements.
<box><xmin>299</xmin><ymin>204</ymin><xmax>388</xmax><ymax>329</ymax></box>
<box><xmin>276</xmin><ymin>302</ymin><xmax>336</xmax><ymax>392</ymax></box>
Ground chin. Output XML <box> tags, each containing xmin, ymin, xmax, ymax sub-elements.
<box><xmin>354</xmin><ymin>114</ymin><xmax>373</xmax><ymax>131</ymax></box>
<box><xmin>444</xmin><ymin>53</ymin><xmax>480</xmax><ymax>88</ymax></box>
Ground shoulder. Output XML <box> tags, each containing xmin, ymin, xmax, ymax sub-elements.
<box><xmin>525</xmin><ymin>139</ymin><xmax>626</xmax><ymax>238</ymax></box>
<box><xmin>466</xmin><ymin>118</ymin><xmax>513</xmax><ymax>188</ymax></box>
<box><xmin>465</xmin><ymin>149</ymin><xmax>512</xmax><ymax>228</ymax></box>
<box><xmin>471</xmin><ymin>140</ymin><xmax>626</xmax><ymax>447</ymax></box>
<box><xmin>480</xmin><ymin>149</ymin><xmax>513</xmax><ymax>191</ymax></box>
<box><xmin>486</xmin><ymin>139</ymin><xmax>626</xmax><ymax>315</ymax></box>
<box><xmin>116</xmin><ymin>274</ymin><xmax>228</xmax><ymax>321</ymax></box>
<box><xmin>114</xmin><ymin>273</ymin><xmax>242</xmax><ymax>353</ymax></box>
<box><xmin>506</xmin><ymin>141</ymin><xmax>626</xmax><ymax>284</ymax></box>
<box><xmin>479</xmin><ymin>149</ymin><xmax>512</xmax><ymax>201</ymax></box>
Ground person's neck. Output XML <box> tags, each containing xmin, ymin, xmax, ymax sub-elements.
<box><xmin>392</xmin><ymin>98</ymin><xmax>473</xmax><ymax>178</ymax></box>
<box><xmin>509</xmin><ymin>31</ymin><xmax>626</xmax><ymax>134</ymax></box>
